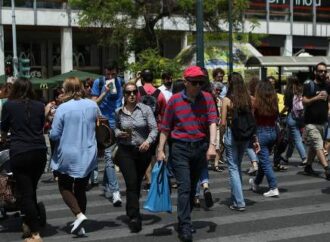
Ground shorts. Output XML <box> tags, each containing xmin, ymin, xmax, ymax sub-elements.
<box><xmin>304</xmin><ymin>124</ymin><xmax>325</xmax><ymax>151</ymax></box>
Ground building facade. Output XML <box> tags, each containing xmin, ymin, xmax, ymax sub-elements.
<box><xmin>1</xmin><ymin>0</ymin><xmax>330</xmax><ymax>77</ymax></box>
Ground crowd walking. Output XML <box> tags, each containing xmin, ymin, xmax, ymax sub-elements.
<box><xmin>1</xmin><ymin>63</ymin><xmax>330</xmax><ymax>242</ymax></box>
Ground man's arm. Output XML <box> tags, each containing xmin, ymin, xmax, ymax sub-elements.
<box><xmin>303</xmin><ymin>94</ymin><xmax>323</xmax><ymax>106</ymax></box>
<box><xmin>207</xmin><ymin>123</ymin><xmax>217</xmax><ymax>160</ymax></box>
<box><xmin>157</xmin><ymin>131</ymin><xmax>169</xmax><ymax>161</ymax></box>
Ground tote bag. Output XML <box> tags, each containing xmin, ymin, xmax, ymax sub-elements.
<box><xmin>143</xmin><ymin>161</ymin><xmax>172</xmax><ymax>213</ymax></box>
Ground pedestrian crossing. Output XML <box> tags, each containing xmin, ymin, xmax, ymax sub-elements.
<box><xmin>1</xmin><ymin>155</ymin><xmax>330</xmax><ymax>242</ymax></box>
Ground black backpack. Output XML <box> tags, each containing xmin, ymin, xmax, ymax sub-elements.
<box><xmin>138</xmin><ymin>86</ymin><xmax>161</xmax><ymax>117</ymax></box>
<box><xmin>231</xmin><ymin>107</ymin><xmax>257</xmax><ymax>142</ymax></box>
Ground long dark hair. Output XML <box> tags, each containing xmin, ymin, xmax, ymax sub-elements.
<box><xmin>255</xmin><ymin>81</ymin><xmax>278</xmax><ymax>116</ymax></box>
<box><xmin>227</xmin><ymin>72</ymin><xmax>251</xmax><ymax>110</ymax></box>
<box><xmin>8</xmin><ymin>78</ymin><xmax>35</xmax><ymax>100</ymax></box>
<box><xmin>8</xmin><ymin>78</ymin><xmax>36</xmax><ymax>123</ymax></box>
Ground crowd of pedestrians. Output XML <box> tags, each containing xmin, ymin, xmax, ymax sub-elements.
<box><xmin>1</xmin><ymin>62</ymin><xmax>330</xmax><ymax>242</ymax></box>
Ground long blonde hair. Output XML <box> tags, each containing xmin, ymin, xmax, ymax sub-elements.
<box><xmin>61</xmin><ymin>77</ymin><xmax>85</xmax><ymax>102</ymax></box>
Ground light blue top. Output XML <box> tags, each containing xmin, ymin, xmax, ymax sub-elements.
<box><xmin>90</xmin><ymin>76</ymin><xmax>123</xmax><ymax>129</ymax></box>
<box><xmin>50</xmin><ymin>98</ymin><xmax>99</xmax><ymax>178</ymax></box>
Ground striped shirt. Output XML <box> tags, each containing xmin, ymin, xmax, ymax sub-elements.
<box><xmin>160</xmin><ymin>90</ymin><xmax>217</xmax><ymax>142</ymax></box>
<box><xmin>115</xmin><ymin>103</ymin><xmax>158</xmax><ymax>146</ymax></box>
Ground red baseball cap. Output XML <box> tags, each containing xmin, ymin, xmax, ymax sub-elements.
<box><xmin>183</xmin><ymin>66</ymin><xmax>205</xmax><ymax>79</ymax></box>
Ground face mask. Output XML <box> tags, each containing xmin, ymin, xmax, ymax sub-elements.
<box><xmin>164</xmin><ymin>81</ymin><xmax>172</xmax><ymax>87</ymax></box>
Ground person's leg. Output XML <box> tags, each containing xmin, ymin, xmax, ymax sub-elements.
<box><xmin>117</xmin><ymin>146</ymin><xmax>141</xmax><ymax>219</ymax></box>
<box><xmin>287</xmin><ymin>113</ymin><xmax>307</xmax><ymax>162</ymax></box>
<box><xmin>58</xmin><ymin>173</ymin><xmax>82</xmax><ymax>215</ymax></box>
<box><xmin>246</xmin><ymin>146</ymin><xmax>258</xmax><ymax>174</ymax></box>
<box><xmin>11</xmin><ymin>150</ymin><xmax>46</xmax><ymax>235</ymax></box>
<box><xmin>170</xmin><ymin>142</ymin><xmax>193</xmax><ymax>234</ymax></box>
<box><xmin>189</xmin><ymin>142</ymin><xmax>207</xmax><ymax>210</ymax></box>
<box><xmin>74</xmin><ymin>174</ymin><xmax>91</xmax><ymax>214</ymax></box>
<box><xmin>136</xmin><ymin>149</ymin><xmax>152</xmax><ymax>201</ymax></box>
<box><xmin>103</xmin><ymin>146</ymin><xmax>121</xmax><ymax>203</ymax></box>
<box><xmin>224</xmin><ymin>129</ymin><xmax>246</xmax><ymax>208</ymax></box>
<box><xmin>257</xmin><ymin>128</ymin><xmax>278</xmax><ymax>190</ymax></box>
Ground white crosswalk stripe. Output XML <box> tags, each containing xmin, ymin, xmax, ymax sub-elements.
<box><xmin>1</xmin><ymin>155</ymin><xmax>330</xmax><ymax>242</ymax></box>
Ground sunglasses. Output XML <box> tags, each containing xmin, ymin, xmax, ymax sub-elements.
<box><xmin>317</xmin><ymin>70</ymin><xmax>327</xmax><ymax>74</ymax></box>
<box><xmin>124</xmin><ymin>90</ymin><xmax>138</xmax><ymax>95</ymax></box>
<box><xmin>188</xmin><ymin>80</ymin><xmax>204</xmax><ymax>86</ymax></box>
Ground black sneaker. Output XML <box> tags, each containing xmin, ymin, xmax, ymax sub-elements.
<box><xmin>325</xmin><ymin>168</ymin><xmax>330</xmax><ymax>180</ymax></box>
<box><xmin>128</xmin><ymin>217</ymin><xmax>142</xmax><ymax>233</ymax></box>
<box><xmin>203</xmin><ymin>189</ymin><xmax>214</xmax><ymax>208</ymax></box>
<box><xmin>304</xmin><ymin>165</ymin><xmax>315</xmax><ymax>175</ymax></box>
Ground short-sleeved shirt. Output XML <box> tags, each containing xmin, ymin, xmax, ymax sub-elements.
<box><xmin>90</xmin><ymin>76</ymin><xmax>123</xmax><ymax>128</ymax></box>
<box><xmin>138</xmin><ymin>83</ymin><xmax>167</xmax><ymax>124</ymax></box>
<box><xmin>160</xmin><ymin>90</ymin><xmax>218</xmax><ymax>142</ymax></box>
<box><xmin>303</xmin><ymin>80</ymin><xmax>330</xmax><ymax>125</ymax></box>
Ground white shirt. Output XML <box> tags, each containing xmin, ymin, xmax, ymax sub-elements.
<box><xmin>158</xmin><ymin>84</ymin><xmax>173</xmax><ymax>103</ymax></box>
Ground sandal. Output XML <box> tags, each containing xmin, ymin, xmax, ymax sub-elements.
<box><xmin>274</xmin><ymin>164</ymin><xmax>288</xmax><ymax>171</ymax></box>
<box><xmin>214</xmin><ymin>166</ymin><xmax>224</xmax><ymax>172</ymax></box>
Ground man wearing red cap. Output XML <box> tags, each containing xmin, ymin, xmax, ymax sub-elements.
<box><xmin>157</xmin><ymin>66</ymin><xmax>217</xmax><ymax>242</ymax></box>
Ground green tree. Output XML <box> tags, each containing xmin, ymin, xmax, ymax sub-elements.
<box><xmin>69</xmin><ymin>0</ymin><xmax>253</xmax><ymax>58</ymax></box>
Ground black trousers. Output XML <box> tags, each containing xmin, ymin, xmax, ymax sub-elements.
<box><xmin>57</xmin><ymin>173</ymin><xmax>90</xmax><ymax>216</ymax></box>
<box><xmin>117</xmin><ymin>144</ymin><xmax>152</xmax><ymax>219</ymax></box>
<box><xmin>10</xmin><ymin>149</ymin><xmax>47</xmax><ymax>233</ymax></box>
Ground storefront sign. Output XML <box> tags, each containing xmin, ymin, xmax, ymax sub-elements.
<box><xmin>268</xmin><ymin>0</ymin><xmax>322</xmax><ymax>7</ymax></box>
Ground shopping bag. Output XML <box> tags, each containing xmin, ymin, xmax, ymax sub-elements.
<box><xmin>143</xmin><ymin>160</ymin><xmax>172</xmax><ymax>213</ymax></box>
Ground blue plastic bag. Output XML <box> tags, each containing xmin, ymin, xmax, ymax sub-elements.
<box><xmin>143</xmin><ymin>161</ymin><xmax>172</xmax><ymax>213</ymax></box>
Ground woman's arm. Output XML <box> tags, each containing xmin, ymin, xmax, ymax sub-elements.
<box><xmin>144</xmin><ymin>106</ymin><xmax>158</xmax><ymax>145</ymax></box>
<box><xmin>49</xmin><ymin>108</ymin><xmax>63</xmax><ymax>141</ymax></box>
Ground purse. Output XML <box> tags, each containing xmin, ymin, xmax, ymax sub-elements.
<box><xmin>95</xmin><ymin>116</ymin><xmax>116</xmax><ymax>149</ymax></box>
<box><xmin>0</xmin><ymin>174</ymin><xmax>16</xmax><ymax>206</ymax></box>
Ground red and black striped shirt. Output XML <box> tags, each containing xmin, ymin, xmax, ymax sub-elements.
<box><xmin>160</xmin><ymin>90</ymin><xmax>217</xmax><ymax>142</ymax></box>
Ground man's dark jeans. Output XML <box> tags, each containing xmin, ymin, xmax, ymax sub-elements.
<box><xmin>170</xmin><ymin>140</ymin><xmax>207</xmax><ymax>232</ymax></box>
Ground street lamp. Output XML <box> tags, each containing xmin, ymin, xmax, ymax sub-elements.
<box><xmin>228</xmin><ymin>0</ymin><xmax>233</xmax><ymax>75</ymax></box>
<box><xmin>11</xmin><ymin>0</ymin><xmax>18</xmax><ymax>77</ymax></box>
<box><xmin>196</xmin><ymin>0</ymin><xmax>204</xmax><ymax>68</ymax></box>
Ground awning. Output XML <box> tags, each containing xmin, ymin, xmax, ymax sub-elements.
<box><xmin>0</xmin><ymin>75</ymin><xmax>59</xmax><ymax>89</ymax></box>
<box><xmin>246</xmin><ymin>56</ymin><xmax>330</xmax><ymax>67</ymax></box>
<box><xmin>45</xmin><ymin>70</ymin><xmax>100</xmax><ymax>84</ymax></box>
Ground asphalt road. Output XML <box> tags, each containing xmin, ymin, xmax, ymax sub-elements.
<box><xmin>1</xmin><ymin>153</ymin><xmax>330</xmax><ymax>242</ymax></box>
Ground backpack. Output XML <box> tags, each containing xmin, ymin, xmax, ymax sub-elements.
<box><xmin>291</xmin><ymin>94</ymin><xmax>304</xmax><ymax>123</ymax></box>
<box><xmin>138</xmin><ymin>86</ymin><xmax>161</xmax><ymax>117</ymax></box>
<box><xmin>231</xmin><ymin>107</ymin><xmax>257</xmax><ymax>142</ymax></box>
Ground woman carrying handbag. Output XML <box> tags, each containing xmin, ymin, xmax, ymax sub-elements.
<box><xmin>114</xmin><ymin>82</ymin><xmax>158</xmax><ymax>233</ymax></box>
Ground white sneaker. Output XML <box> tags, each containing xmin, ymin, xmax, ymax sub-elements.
<box><xmin>249</xmin><ymin>178</ymin><xmax>259</xmax><ymax>192</ymax></box>
<box><xmin>71</xmin><ymin>213</ymin><xmax>87</xmax><ymax>234</ymax></box>
<box><xmin>112</xmin><ymin>191</ymin><xmax>122</xmax><ymax>207</ymax></box>
<box><xmin>263</xmin><ymin>188</ymin><xmax>279</xmax><ymax>197</ymax></box>
<box><xmin>77</xmin><ymin>227</ymin><xmax>86</xmax><ymax>236</ymax></box>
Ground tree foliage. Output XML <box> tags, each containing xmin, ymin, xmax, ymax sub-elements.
<box><xmin>69</xmin><ymin>0</ymin><xmax>253</xmax><ymax>56</ymax></box>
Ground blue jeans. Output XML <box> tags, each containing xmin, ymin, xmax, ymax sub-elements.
<box><xmin>195</xmin><ymin>165</ymin><xmax>209</xmax><ymax>197</ymax></box>
<box><xmin>103</xmin><ymin>146</ymin><xmax>120</xmax><ymax>194</ymax></box>
<box><xmin>255</xmin><ymin>126</ymin><xmax>278</xmax><ymax>189</ymax></box>
<box><xmin>246</xmin><ymin>146</ymin><xmax>258</xmax><ymax>162</ymax></box>
<box><xmin>285</xmin><ymin>113</ymin><xmax>306</xmax><ymax>161</ymax></box>
<box><xmin>170</xmin><ymin>140</ymin><xmax>207</xmax><ymax>231</ymax></box>
<box><xmin>224</xmin><ymin>128</ymin><xmax>249</xmax><ymax>208</ymax></box>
